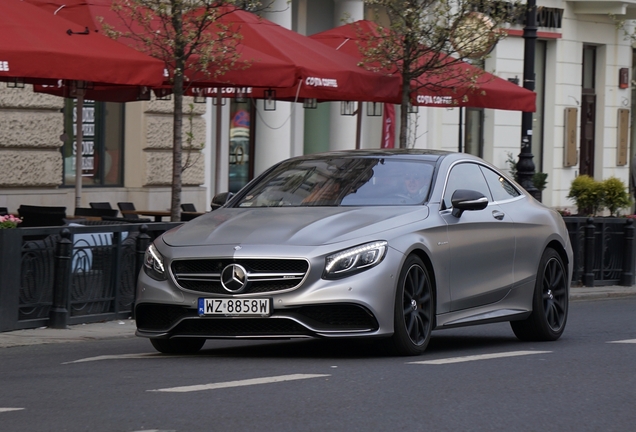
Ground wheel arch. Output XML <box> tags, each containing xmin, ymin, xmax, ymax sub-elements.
<box><xmin>407</xmin><ymin>248</ymin><xmax>438</xmax><ymax>327</ymax></box>
<box><xmin>546</xmin><ymin>239</ymin><xmax>570</xmax><ymax>280</ymax></box>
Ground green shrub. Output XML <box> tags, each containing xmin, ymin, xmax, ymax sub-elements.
<box><xmin>567</xmin><ymin>175</ymin><xmax>604</xmax><ymax>216</ymax></box>
<box><xmin>532</xmin><ymin>172</ymin><xmax>548</xmax><ymax>191</ymax></box>
<box><xmin>602</xmin><ymin>177</ymin><xmax>632</xmax><ymax>216</ymax></box>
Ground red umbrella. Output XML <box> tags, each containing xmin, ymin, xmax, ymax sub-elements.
<box><xmin>1</xmin><ymin>0</ymin><xmax>167</xmax><ymax>209</ymax></box>
<box><xmin>29</xmin><ymin>1</ymin><xmax>400</xmax><ymax>103</ymax></box>
<box><xmin>211</xmin><ymin>7</ymin><xmax>401</xmax><ymax>103</ymax></box>
<box><xmin>1</xmin><ymin>0</ymin><xmax>164</xmax><ymax>87</ymax></box>
<box><xmin>27</xmin><ymin>0</ymin><xmax>300</xmax><ymax>93</ymax></box>
<box><xmin>310</xmin><ymin>20</ymin><xmax>536</xmax><ymax>112</ymax></box>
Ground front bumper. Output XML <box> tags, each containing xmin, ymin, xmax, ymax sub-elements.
<box><xmin>135</xmin><ymin>302</ymin><xmax>379</xmax><ymax>339</ymax></box>
<box><xmin>135</xmin><ymin>243</ymin><xmax>403</xmax><ymax>340</ymax></box>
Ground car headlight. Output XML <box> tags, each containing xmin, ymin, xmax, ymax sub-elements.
<box><xmin>143</xmin><ymin>243</ymin><xmax>166</xmax><ymax>281</ymax></box>
<box><xmin>323</xmin><ymin>241</ymin><xmax>388</xmax><ymax>279</ymax></box>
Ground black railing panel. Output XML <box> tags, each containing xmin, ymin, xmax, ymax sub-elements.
<box><xmin>564</xmin><ymin>217</ymin><xmax>636</xmax><ymax>287</ymax></box>
<box><xmin>0</xmin><ymin>222</ymin><xmax>182</xmax><ymax>332</ymax></box>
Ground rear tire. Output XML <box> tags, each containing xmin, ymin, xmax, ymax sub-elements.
<box><xmin>390</xmin><ymin>255</ymin><xmax>434</xmax><ymax>356</ymax></box>
<box><xmin>150</xmin><ymin>338</ymin><xmax>205</xmax><ymax>354</ymax></box>
<box><xmin>511</xmin><ymin>248</ymin><xmax>568</xmax><ymax>341</ymax></box>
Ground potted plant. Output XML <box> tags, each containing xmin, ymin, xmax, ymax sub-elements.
<box><xmin>564</xmin><ymin>175</ymin><xmax>634</xmax><ymax>287</ymax></box>
<box><xmin>566</xmin><ymin>175</ymin><xmax>604</xmax><ymax>216</ymax></box>
<box><xmin>0</xmin><ymin>214</ymin><xmax>22</xmax><ymax>229</ymax></box>
<box><xmin>601</xmin><ymin>177</ymin><xmax>632</xmax><ymax>216</ymax></box>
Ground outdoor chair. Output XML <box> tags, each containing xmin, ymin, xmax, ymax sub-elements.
<box><xmin>0</xmin><ymin>207</ymin><xmax>7</xmax><ymax>216</ymax></box>
<box><xmin>181</xmin><ymin>203</ymin><xmax>197</xmax><ymax>212</ymax></box>
<box><xmin>18</xmin><ymin>205</ymin><xmax>67</xmax><ymax>228</ymax></box>
<box><xmin>74</xmin><ymin>207</ymin><xmax>119</xmax><ymax>219</ymax></box>
<box><xmin>180</xmin><ymin>212</ymin><xmax>201</xmax><ymax>222</ymax></box>
<box><xmin>117</xmin><ymin>202</ymin><xmax>140</xmax><ymax>219</ymax></box>
<box><xmin>90</xmin><ymin>202</ymin><xmax>116</xmax><ymax>213</ymax></box>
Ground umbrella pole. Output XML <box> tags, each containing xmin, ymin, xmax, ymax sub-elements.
<box><xmin>75</xmin><ymin>88</ymin><xmax>85</xmax><ymax>210</ymax></box>
<box><xmin>458</xmin><ymin>107</ymin><xmax>463</xmax><ymax>153</ymax></box>
<box><xmin>355</xmin><ymin>103</ymin><xmax>362</xmax><ymax>150</ymax></box>
<box><xmin>215</xmin><ymin>93</ymin><xmax>223</xmax><ymax>195</ymax></box>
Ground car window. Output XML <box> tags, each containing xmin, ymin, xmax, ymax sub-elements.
<box><xmin>442</xmin><ymin>162</ymin><xmax>492</xmax><ymax>209</ymax></box>
<box><xmin>235</xmin><ymin>158</ymin><xmax>436</xmax><ymax>207</ymax></box>
<box><xmin>479</xmin><ymin>166</ymin><xmax>521</xmax><ymax>202</ymax></box>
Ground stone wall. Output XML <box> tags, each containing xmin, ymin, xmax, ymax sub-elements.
<box><xmin>0</xmin><ymin>85</ymin><xmax>206</xmax><ymax>211</ymax></box>
<box><xmin>143</xmin><ymin>98</ymin><xmax>206</xmax><ymax>187</ymax></box>
<box><xmin>0</xmin><ymin>87</ymin><xmax>64</xmax><ymax>187</ymax></box>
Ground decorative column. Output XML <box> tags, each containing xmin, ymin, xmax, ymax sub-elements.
<box><xmin>330</xmin><ymin>0</ymin><xmax>365</xmax><ymax>150</ymax></box>
<box><xmin>255</xmin><ymin>0</ymin><xmax>293</xmax><ymax>176</ymax></box>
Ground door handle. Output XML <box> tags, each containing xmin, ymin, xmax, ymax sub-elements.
<box><xmin>492</xmin><ymin>210</ymin><xmax>505</xmax><ymax>220</ymax></box>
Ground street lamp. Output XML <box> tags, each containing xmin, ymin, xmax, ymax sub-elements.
<box><xmin>517</xmin><ymin>0</ymin><xmax>540</xmax><ymax>200</ymax></box>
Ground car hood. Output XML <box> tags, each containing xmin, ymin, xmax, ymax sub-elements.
<box><xmin>163</xmin><ymin>206</ymin><xmax>429</xmax><ymax>247</ymax></box>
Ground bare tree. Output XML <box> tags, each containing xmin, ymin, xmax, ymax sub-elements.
<box><xmin>362</xmin><ymin>0</ymin><xmax>523</xmax><ymax>148</ymax></box>
<box><xmin>106</xmin><ymin>0</ymin><xmax>264</xmax><ymax>221</ymax></box>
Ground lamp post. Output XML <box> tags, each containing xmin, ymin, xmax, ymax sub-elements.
<box><xmin>517</xmin><ymin>0</ymin><xmax>540</xmax><ymax>200</ymax></box>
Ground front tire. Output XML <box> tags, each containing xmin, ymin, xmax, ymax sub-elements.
<box><xmin>511</xmin><ymin>248</ymin><xmax>568</xmax><ymax>341</ymax></box>
<box><xmin>150</xmin><ymin>337</ymin><xmax>205</xmax><ymax>354</ymax></box>
<box><xmin>390</xmin><ymin>255</ymin><xmax>434</xmax><ymax>356</ymax></box>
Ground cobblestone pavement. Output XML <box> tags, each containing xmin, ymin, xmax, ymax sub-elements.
<box><xmin>1</xmin><ymin>286</ymin><xmax>635</xmax><ymax>348</ymax></box>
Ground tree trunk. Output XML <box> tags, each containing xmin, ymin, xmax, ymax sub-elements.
<box><xmin>170</xmin><ymin>4</ymin><xmax>184</xmax><ymax>222</ymax></box>
<box><xmin>171</xmin><ymin>73</ymin><xmax>184</xmax><ymax>222</ymax></box>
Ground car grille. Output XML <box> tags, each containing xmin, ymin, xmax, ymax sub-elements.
<box><xmin>293</xmin><ymin>305</ymin><xmax>378</xmax><ymax>331</ymax></box>
<box><xmin>170</xmin><ymin>258</ymin><xmax>310</xmax><ymax>295</ymax></box>
<box><xmin>136</xmin><ymin>304</ymin><xmax>197</xmax><ymax>331</ymax></box>
<box><xmin>174</xmin><ymin>318</ymin><xmax>310</xmax><ymax>337</ymax></box>
<box><xmin>135</xmin><ymin>303</ymin><xmax>378</xmax><ymax>335</ymax></box>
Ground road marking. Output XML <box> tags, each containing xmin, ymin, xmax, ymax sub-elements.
<box><xmin>148</xmin><ymin>374</ymin><xmax>331</xmax><ymax>393</ymax></box>
<box><xmin>408</xmin><ymin>350</ymin><xmax>552</xmax><ymax>365</ymax></box>
<box><xmin>608</xmin><ymin>339</ymin><xmax>636</xmax><ymax>344</ymax></box>
<box><xmin>130</xmin><ymin>430</ymin><xmax>176</xmax><ymax>432</ymax></box>
<box><xmin>0</xmin><ymin>408</ymin><xmax>25</xmax><ymax>413</ymax></box>
<box><xmin>63</xmin><ymin>353</ymin><xmax>168</xmax><ymax>364</ymax></box>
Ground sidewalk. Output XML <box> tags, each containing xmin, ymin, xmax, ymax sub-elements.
<box><xmin>0</xmin><ymin>319</ymin><xmax>137</xmax><ymax>349</ymax></box>
<box><xmin>1</xmin><ymin>286</ymin><xmax>635</xmax><ymax>349</ymax></box>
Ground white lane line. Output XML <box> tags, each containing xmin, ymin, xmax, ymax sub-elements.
<box><xmin>63</xmin><ymin>353</ymin><xmax>169</xmax><ymax>364</ymax></box>
<box><xmin>148</xmin><ymin>374</ymin><xmax>331</xmax><ymax>393</ymax></box>
<box><xmin>608</xmin><ymin>339</ymin><xmax>636</xmax><ymax>344</ymax></box>
<box><xmin>0</xmin><ymin>408</ymin><xmax>25</xmax><ymax>413</ymax></box>
<box><xmin>408</xmin><ymin>350</ymin><xmax>552</xmax><ymax>365</ymax></box>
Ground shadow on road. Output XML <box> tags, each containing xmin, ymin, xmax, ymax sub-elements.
<box><xmin>175</xmin><ymin>331</ymin><xmax>523</xmax><ymax>360</ymax></box>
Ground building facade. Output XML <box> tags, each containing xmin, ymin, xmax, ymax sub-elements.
<box><xmin>1</xmin><ymin>0</ymin><xmax>635</xmax><ymax>215</ymax></box>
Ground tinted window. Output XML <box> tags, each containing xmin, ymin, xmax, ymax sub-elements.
<box><xmin>443</xmin><ymin>163</ymin><xmax>492</xmax><ymax>209</ymax></box>
<box><xmin>480</xmin><ymin>166</ymin><xmax>521</xmax><ymax>202</ymax></box>
<box><xmin>235</xmin><ymin>158</ymin><xmax>436</xmax><ymax>207</ymax></box>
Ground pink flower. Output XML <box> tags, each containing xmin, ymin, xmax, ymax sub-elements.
<box><xmin>0</xmin><ymin>214</ymin><xmax>22</xmax><ymax>229</ymax></box>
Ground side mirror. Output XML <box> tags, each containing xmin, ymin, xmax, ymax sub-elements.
<box><xmin>451</xmin><ymin>189</ymin><xmax>488</xmax><ymax>218</ymax></box>
<box><xmin>211</xmin><ymin>192</ymin><xmax>234</xmax><ymax>211</ymax></box>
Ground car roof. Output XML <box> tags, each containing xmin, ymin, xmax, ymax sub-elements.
<box><xmin>287</xmin><ymin>148</ymin><xmax>457</xmax><ymax>163</ymax></box>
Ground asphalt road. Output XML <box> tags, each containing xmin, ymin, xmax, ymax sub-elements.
<box><xmin>0</xmin><ymin>297</ymin><xmax>634</xmax><ymax>432</ymax></box>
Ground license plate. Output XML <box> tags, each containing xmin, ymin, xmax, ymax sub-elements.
<box><xmin>198</xmin><ymin>298</ymin><xmax>271</xmax><ymax>316</ymax></box>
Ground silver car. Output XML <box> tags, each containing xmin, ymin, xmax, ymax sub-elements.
<box><xmin>136</xmin><ymin>149</ymin><xmax>572</xmax><ymax>356</ymax></box>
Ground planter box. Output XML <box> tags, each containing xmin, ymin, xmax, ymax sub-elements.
<box><xmin>563</xmin><ymin>216</ymin><xmax>635</xmax><ymax>287</ymax></box>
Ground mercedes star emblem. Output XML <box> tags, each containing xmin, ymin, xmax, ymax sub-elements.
<box><xmin>221</xmin><ymin>264</ymin><xmax>248</xmax><ymax>293</ymax></box>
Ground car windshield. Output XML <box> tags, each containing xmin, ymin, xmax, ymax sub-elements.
<box><xmin>235</xmin><ymin>157</ymin><xmax>435</xmax><ymax>207</ymax></box>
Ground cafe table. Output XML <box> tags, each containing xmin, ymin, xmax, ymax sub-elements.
<box><xmin>121</xmin><ymin>210</ymin><xmax>171</xmax><ymax>222</ymax></box>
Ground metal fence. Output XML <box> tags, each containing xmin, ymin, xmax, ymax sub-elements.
<box><xmin>0</xmin><ymin>222</ymin><xmax>181</xmax><ymax>332</ymax></box>
<box><xmin>564</xmin><ymin>217</ymin><xmax>635</xmax><ymax>287</ymax></box>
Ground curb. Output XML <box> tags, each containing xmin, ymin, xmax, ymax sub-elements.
<box><xmin>1</xmin><ymin>289</ymin><xmax>635</xmax><ymax>349</ymax></box>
